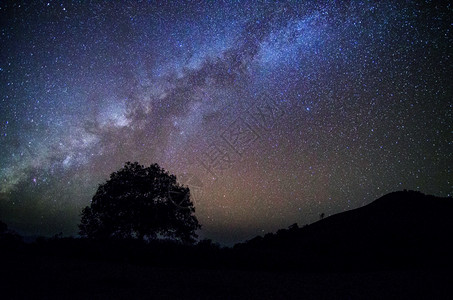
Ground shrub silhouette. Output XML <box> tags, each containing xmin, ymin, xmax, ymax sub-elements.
<box><xmin>0</xmin><ymin>219</ymin><xmax>23</xmax><ymax>249</ymax></box>
<box><xmin>79</xmin><ymin>162</ymin><xmax>201</xmax><ymax>244</ymax></box>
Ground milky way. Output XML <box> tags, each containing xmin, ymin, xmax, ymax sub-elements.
<box><xmin>0</xmin><ymin>1</ymin><xmax>451</xmax><ymax>244</ymax></box>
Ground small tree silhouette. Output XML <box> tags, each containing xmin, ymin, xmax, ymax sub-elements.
<box><xmin>79</xmin><ymin>162</ymin><xmax>201</xmax><ymax>244</ymax></box>
<box><xmin>0</xmin><ymin>220</ymin><xmax>22</xmax><ymax>245</ymax></box>
<box><xmin>319</xmin><ymin>213</ymin><xmax>325</xmax><ymax>220</ymax></box>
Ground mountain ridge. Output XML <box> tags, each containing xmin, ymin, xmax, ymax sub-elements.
<box><xmin>233</xmin><ymin>190</ymin><xmax>453</xmax><ymax>270</ymax></box>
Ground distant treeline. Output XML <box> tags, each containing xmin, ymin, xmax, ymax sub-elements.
<box><xmin>2</xmin><ymin>191</ymin><xmax>452</xmax><ymax>272</ymax></box>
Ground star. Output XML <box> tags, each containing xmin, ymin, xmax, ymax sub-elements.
<box><xmin>0</xmin><ymin>1</ymin><xmax>451</xmax><ymax>245</ymax></box>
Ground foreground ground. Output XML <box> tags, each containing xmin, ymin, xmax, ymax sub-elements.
<box><xmin>1</xmin><ymin>253</ymin><xmax>451</xmax><ymax>299</ymax></box>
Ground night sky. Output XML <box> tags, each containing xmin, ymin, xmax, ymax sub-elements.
<box><xmin>0</xmin><ymin>0</ymin><xmax>451</xmax><ymax>245</ymax></box>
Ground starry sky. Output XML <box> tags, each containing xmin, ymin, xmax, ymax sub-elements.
<box><xmin>0</xmin><ymin>0</ymin><xmax>451</xmax><ymax>245</ymax></box>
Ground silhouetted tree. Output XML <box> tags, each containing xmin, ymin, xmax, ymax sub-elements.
<box><xmin>319</xmin><ymin>212</ymin><xmax>325</xmax><ymax>220</ymax></box>
<box><xmin>288</xmin><ymin>223</ymin><xmax>299</xmax><ymax>231</ymax></box>
<box><xmin>0</xmin><ymin>220</ymin><xmax>22</xmax><ymax>246</ymax></box>
<box><xmin>79</xmin><ymin>162</ymin><xmax>201</xmax><ymax>244</ymax></box>
<box><xmin>197</xmin><ymin>239</ymin><xmax>221</xmax><ymax>250</ymax></box>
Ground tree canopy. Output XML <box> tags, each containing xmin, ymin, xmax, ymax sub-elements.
<box><xmin>79</xmin><ymin>162</ymin><xmax>201</xmax><ymax>243</ymax></box>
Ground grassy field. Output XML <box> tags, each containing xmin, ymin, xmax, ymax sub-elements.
<box><xmin>1</xmin><ymin>253</ymin><xmax>451</xmax><ymax>299</ymax></box>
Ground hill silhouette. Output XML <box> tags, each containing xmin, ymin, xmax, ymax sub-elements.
<box><xmin>1</xmin><ymin>190</ymin><xmax>452</xmax><ymax>299</ymax></box>
<box><xmin>234</xmin><ymin>190</ymin><xmax>453</xmax><ymax>271</ymax></box>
